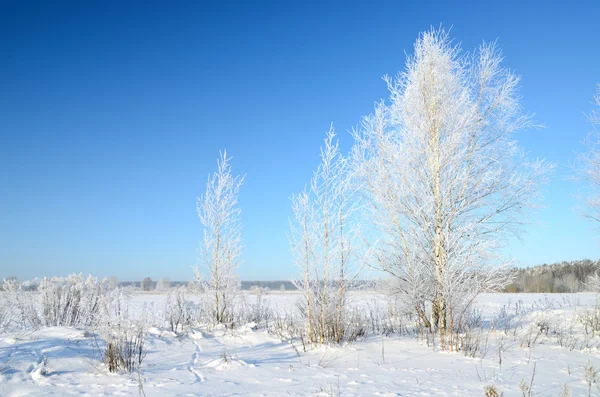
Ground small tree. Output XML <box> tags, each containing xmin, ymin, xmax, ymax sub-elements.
<box><xmin>109</xmin><ymin>276</ymin><xmax>119</xmax><ymax>290</ymax></box>
<box><xmin>157</xmin><ymin>277</ymin><xmax>171</xmax><ymax>291</ymax></box>
<box><xmin>290</xmin><ymin>127</ymin><xmax>363</xmax><ymax>344</ymax></box>
<box><xmin>290</xmin><ymin>188</ymin><xmax>316</xmax><ymax>342</ymax></box>
<box><xmin>141</xmin><ymin>277</ymin><xmax>153</xmax><ymax>291</ymax></box>
<box><xmin>194</xmin><ymin>151</ymin><xmax>244</xmax><ymax>324</ymax></box>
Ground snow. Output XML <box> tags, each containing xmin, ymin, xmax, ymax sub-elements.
<box><xmin>1</xmin><ymin>292</ymin><xmax>599</xmax><ymax>396</ymax></box>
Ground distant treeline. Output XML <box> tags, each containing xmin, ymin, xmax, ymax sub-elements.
<box><xmin>504</xmin><ymin>259</ymin><xmax>600</xmax><ymax>293</ymax></box>
<box><xmin>117</xmin><ymin>280</ymin><xmax>298</xmax><ymax>291</ymax></box>
<box><xmin>119</xmin><ymin>280</ymin><xmax>379</xmax><ymax>291</ymax></box>
<box><xmin>239</xmin><ymin>280</ymin><xmax>373</xmax><ymax>291</ymax></box>
<box><xmin>4</xmin><ymin>262</ymin><xmax>599</xmax><ymax>293</ymax></box>
<box><xmin>240</xmin><ymin>281</ymin><xmax>296</xmax><ymax>291</ymax></box>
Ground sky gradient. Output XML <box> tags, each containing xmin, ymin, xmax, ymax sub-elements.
<box><xmin>1</xmin><ymin>1</ymin><xmax>600</xmax><ymax>281</ymax></box>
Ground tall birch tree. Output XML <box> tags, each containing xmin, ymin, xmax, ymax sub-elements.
<box><xmin>352</xmin><ymin>28</ymin><xmax>552</xmax><ymax>347</ymax></box>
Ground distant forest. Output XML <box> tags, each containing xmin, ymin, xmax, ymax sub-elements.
<box><xmin>504</xmin><ymin>259</ymin><xmax>600</xmax><ymax>293</ymax></box>
<box><xmin>5</xmin><ymin>260</ymin><xmax>600</xmax><ymax>293</ymax></box>
<box><xmin>242</xmin><ymin>260</ymin><xmax>600</xmax><ymax>293</ymax></box>
<box><xmin>234</xmin><ymin>260</ymin><xmax>600</xmax><ymax>293</ymax></box>
<box><xmin>117</xmin><ymin>280</ymin><xmax>299</xmax><ymax>291</ymax></box>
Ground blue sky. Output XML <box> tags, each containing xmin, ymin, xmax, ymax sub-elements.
<box><xmin>1</xmin><ymin>1</ymin><xmax>599</xmax><ymax>281</ymax></box>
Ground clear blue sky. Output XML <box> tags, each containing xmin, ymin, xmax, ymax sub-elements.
<box><xmin>1</xmin><ymin>1</ymin><xmax>599</xmax><ymax>281</ymax></box>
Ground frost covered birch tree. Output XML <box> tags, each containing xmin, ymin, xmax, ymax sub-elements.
<box><xmin>289</xmin><ymin>189</ymin><xmax>317</xmax><ymax>343</ymax></box>
<box><xmin>195</xmin><ymin>151</ymin><xmax>244</xmax><ymax>323</ymax></box>
<box><xmin>576</xmin><ymin>85</ymin><xmax>600</xmax><ymax>224</ymax></box>
<box><xmin>290</xmin><ymin>127</ymin><xmax>363</xmax><ymax>344</ymax></box>
<box><xmin>352</xmin><ymin>28</ymin><xmax>551</xmax><ymax>348</ymax></box>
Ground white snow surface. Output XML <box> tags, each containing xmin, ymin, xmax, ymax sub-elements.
<box><xmin>1</xmin><ymin>292</ymin><xmax>599</xmax><ymax>396</ymax></box>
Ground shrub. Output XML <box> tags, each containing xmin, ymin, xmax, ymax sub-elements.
<box><xmin>237</xmin><ymin>288</ymin><xmax>272</xmax><ymax>327</ymax></box>
<box><xmin>2</xmin><ymin>278</ymin><xmax>41</xmax><ymax>328</ymax></box>
<box><xmin>484</xmin><ymin>385</ymin><xmax>500</xmax><ymax>397</ymax></box>
<box><xmin>99</xmin><ymin>290</ymin><xmax>147</xmax><ymax>373</ymax></box>
<box><xmin>164</xmin><ymin>286</ymin><xmax>198</xmax><ymax>332</ymax></box>
<box><xmin>578</xmin><ymin>298</ymin><xmax>600</xmax><ymax>336</ymax></box>
<box><xmin>584</xmin><ymin>361</ymin><xmax>599</xmax><ymax>397</ymax></box>
<box><xmin>459</xmin><ymin>310</ymin><xmax>488</xmax><ymax>358</ymax></box>
<box><xmin>0</xmin><ymin>296</ymin><xmax>11</xmax><ymax>331</ymax></box>
<box><xmin>39</xmin><ymin>274</ymin><xmax>108</xmax><ymax>327</ymax></box>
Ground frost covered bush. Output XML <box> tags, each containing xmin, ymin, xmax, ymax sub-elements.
<box><xmin>491</xmin><ymin>304</ymin><xmax>515</xmax><ymax>336</ymax></box>
<box><xmin>361</xmin><ymin>298</ymin><xmax>406</xmax><ymax>337</ymax></box>
<box><xmin>166</xmin><ymin>288</ymin><xmax>262</xmax><ymax>330</ymax></box>
<box><xmin>188</xmin><ymin>288</ymin><xmax>237</xmax><ymax>328</ymax></box>
<box><xmin>265</xmin><ymin>292</ymin><xmax>419</xmax><ymax>348</ymax></box>
<box><xmin>2</xmin><ymin>274</ymin><xmax>113</xmax><ymax>330</ymax></box>
<box><xmin>338</xmin><ymin>308</ymin><xmax>368</xmax><ymax>342</ymax></box>
<box><xmin>103</xmin><ymin>320</ymin><xmax>146</xmax><ymax>373</ymax></box>
<box><xmin>235</xmin><ymin>288</ymin><xmax>273</xmax><ymax>327</ymax></box>
<box><xmin>283</xmin><ymin>295</ymin><xmax>405</xmax><ymax>347</ymax></box>
<box><xmin>578</xmin><ymin>298</ymin><xmax>600</xmax><ymax>336</ymax></box>
<box><xmin>165</xmin><ymin>286</ymin><xmax>199</xmax><ymax>332</ymax></box>
<box><xmin>289</xmin><ymin>282</ymin><xmax>375</xmax><ymax>345</ymax></box>
<box><xmin>293</xmin><ymin>293</ymin><xmax>338</xmax><ymax>343</ymax></box>
<box><xmin>99</xmin><ymin>289</ymin><xmax>147</xmax><ymax>373</ymax></box>
<box><xmin>268</xmin><ymin>309</ymin><xmax>308</xmax><ymax>350</ymax></box>
<box><xmin>0</xmin><ymin>295</ymin><xmax>12</xmax><ymax>331</ymax></box>
<box><xmin>2</xmin><ymin>278</ymin><xmax>41</xmax><ymax>328</ymax></box>
<box><xmin>190</xmin><ymin>289</ymin><xmax>274</xmax><ymax>330</ymax></box>
<box><xmin>39</xmin><ymin>274</ymin><xmax>108</xmax><ymax>327</ymax></box>
<box><xmin>458</xmin><ymin>310</ymin><xmax>489</xmax><ymax>358</ymax></box>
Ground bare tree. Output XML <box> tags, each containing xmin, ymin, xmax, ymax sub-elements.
<box><xmin>157</xmin><ymin>277</ymin><xmax>171</xmax><ymax>291</ymax></box>
<box><xmin>141</xmin><ymin>277</ymin><xmax>153</xmax><ymax>291</ymax></box>
<box><xmin>109</xmin><ymin>276</ymin><xmax>119</xmax><ymax>290</ymax></box>
<box><xmin>575</xmin><ymin>85</ymin><xmax>600</xmax><ymax>224</ymax></box>
<box><xmin>290</xmin><ymin>127</ymin><xmax>363</xmax><ymax>344</ymax></box>
<box><xmin>352</xmin><ymin>28</ymin><xmax>551</xmax><ymax>348</ymax></box>
<box><xmin>194</xmin><ymin>151</ymin><xmax>244</xmax><ymax>324</ymax></box>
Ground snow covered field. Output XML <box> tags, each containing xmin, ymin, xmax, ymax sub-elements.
<box><xmin>1</xmin><ymin>292</ymin><xmax>599</xmax><ymax>396</ymax></box>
